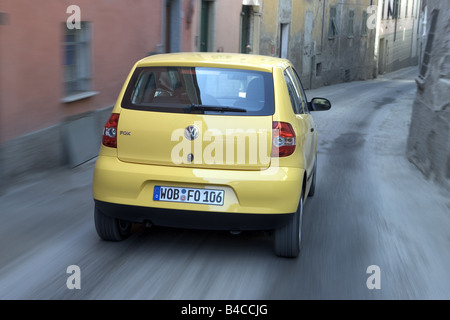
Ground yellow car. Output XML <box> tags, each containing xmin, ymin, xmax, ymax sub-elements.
<box><xmin>93</xmin><ymin>52</ymin><xmax>331</xmax><ymax>258</ymax></box>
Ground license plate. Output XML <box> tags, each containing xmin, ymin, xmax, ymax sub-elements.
<box><xmin>153</xmin><ymin>186</ymin><xmax>224</xmax><ymax>206</ymax></box>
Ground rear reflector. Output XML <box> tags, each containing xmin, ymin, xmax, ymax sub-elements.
<box><xmin>272</xmin><ymin>121</ymin><xmax>296</xmax><ymax>157</ymax></box>
<box><xmin>102</xmin><ymin>113</ymin><xmax>120</xmax><ymax>148</ymax></box>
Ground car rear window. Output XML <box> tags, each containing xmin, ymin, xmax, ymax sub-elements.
<box><xmin>121</xmin><ymin>66</ymin><xmax>275</xmax><ymax>116</ymax></box>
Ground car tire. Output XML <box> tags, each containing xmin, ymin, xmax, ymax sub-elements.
<box><xmin>308</xmin><ymin>157</ymin><xmax>317</xmax><ymax>197</ymax></box>
<box><xmin>274</xmin><ymin>192</ymin><xmax>304</xmax><ymax>258</ymax></box>
<box><xmin>94</xmin><ymin>205</ymin><xmax>132</xmax><ymax>241</ymax></box>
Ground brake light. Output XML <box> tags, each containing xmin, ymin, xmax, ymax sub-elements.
<box><xmin>102</xmin><ymin>113</ymin><xmax>120</xmax><ymax>148</ymax></box>
<box><xmin>272</xmin><ymin>122</ymin><xmax>296</xmax><ymax>157</ymax></box>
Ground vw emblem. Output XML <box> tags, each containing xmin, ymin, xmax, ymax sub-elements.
<box><xmin>184</xmin><ymin>125</ymin><xmax>199</xmax><ymax>141</ymax></box>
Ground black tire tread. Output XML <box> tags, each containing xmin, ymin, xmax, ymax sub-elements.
<box><xmin>94</xmin><ymin>205</ymin><xmax>131</xmax><ymax>241</ymax></box>
<box><xmin>274</xmin><ymin>195</ymin><xmax>303</xmax><ymax>258</ymax></box>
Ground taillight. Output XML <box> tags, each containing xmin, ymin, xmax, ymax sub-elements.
<box><xmin>102</xmin><ymin>113</ymin><xmax>120</xmax><ymax>148</ymax></box>
<box><xmin>272</xmin><ymin>121</ymin><xmax>296</xmax><ymax>157</ymax></box>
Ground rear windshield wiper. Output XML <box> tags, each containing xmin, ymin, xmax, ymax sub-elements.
<box><xmin>189</xmin><ymin>104</ymin><xmax>247</xmax><ymax>113</ymax></box>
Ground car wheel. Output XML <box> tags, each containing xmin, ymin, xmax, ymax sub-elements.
<box><xmin>274</xmin><ymin>192</ymin><xmax>304</xmax><ymax>258</ymax></box>
<box><xmin>94</xmin><ymin>205</ymin><xmax>132</xmax><ymax>241</ymax></box>
<box><xmin>308</xmin><ymin>158</ymin><xmax>317</xmax><ymax>197</ymax></box>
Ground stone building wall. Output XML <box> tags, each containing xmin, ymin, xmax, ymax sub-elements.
<box><xmin>407</xmin><ymin>0</ymin><xmax>450</xmax><ymax>192</ymax></box>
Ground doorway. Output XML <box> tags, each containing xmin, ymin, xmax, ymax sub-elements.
<box><xmin>241</xmin><ymin>5</ymin><xmax>251</xmax><ymax>53</ymax></box>
<box><xmin>164</xmin><ymin>0</ymin><xmax>181</xmax><ymax>53</ymax></box>
<box><xmin>165</xmin><ymin>1</ymin><xmax>172</xmax><ymax>52</ymax></box>
<box><xmin>200</xmin><ymin>0</ymin><xmax>211</xmax><ymax>52</ymax></box>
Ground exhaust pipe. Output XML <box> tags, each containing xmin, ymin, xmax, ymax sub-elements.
<box><xmin>145</xmin><ymin>221</ymin><xmax>153</xmax><ymax>228</ymax></box>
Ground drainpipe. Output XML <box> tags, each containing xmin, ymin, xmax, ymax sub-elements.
<box><xmin>0</xmin><ymin>11</ymin><xmax>7</xmax><ymax>193</ymax></box>
<box><xmin>394</xmin><ymin>0</ymin><xmax>398</xmax><ymax>41</ymax></box>
<box><xmin>373</xmin><ymin>0</ymin><xmax>383</xmax><ymax>78</ymax></box>
<box><xmin>320</xmin><ymin>0</ymin><xmax>326</xmax><ymax>53</ymax></box>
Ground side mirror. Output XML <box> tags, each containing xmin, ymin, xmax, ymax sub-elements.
<box><xmin>309</xmin><ymin>97</ymin><xmax>331</xmax><ymax>111</ymax></box>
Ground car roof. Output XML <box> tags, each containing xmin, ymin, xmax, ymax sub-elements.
<box><xmin>135</xmin><ymin>52</ymin><xmax>291</xmax><ymax>72</ymax></box>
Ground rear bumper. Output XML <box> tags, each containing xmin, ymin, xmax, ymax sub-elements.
<box><xmin>93</xmin><ymin>154</ymin><xmax>304</xmax><ymax>218</ymax></box>
<box><xmin>95</xmin><ymin>200</ymin><xmax>293</xmax><ymax>231</ymax></box>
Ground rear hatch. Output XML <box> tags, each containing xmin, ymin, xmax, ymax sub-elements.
<box><xmin>117</xmin><ymin>65</ymin><xmax>275</xmax><ymax>171</ymax></box>
<box><xmin>117</xmin><ymin>111</ymin><xmax>272</xmax><ymax>170</ymax></box>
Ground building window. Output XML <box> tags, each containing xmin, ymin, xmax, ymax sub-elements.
<box><xmin>328</xmin><ymin>6</ymin><xmax>338</xmax><ymax>39</ymax></box>
<box><xmin>348</xmin><ymin>9</ymin><xmax>354</xmax><ymax>38</ymax></box>
<box><xmin>405</xmin><ymin>0</ymin><xmax>409</xmax><ymax>17</ymax></box>
<box><xmin>388</xmin><ymin>0</ymin><xmax>400</xmax><ymax>19</ymax></box>
<box><xmin>62</xmin><ymin>22</ymin><xmax>93</xmax><ymax>101</ymax></box>
<box><xmin>362</xmin><ymin>10</ymin><xmax>368</xmax><ymax>36</ymax></box>
<box><xmin>316</xmin><ymin>62</ymin><xmax>322</xmax><ymax>77</ymax></box>
<box><xmin>382</xmin><ymin>0</ymin><xmax>385</xmax><ymax>20</ymax></box>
